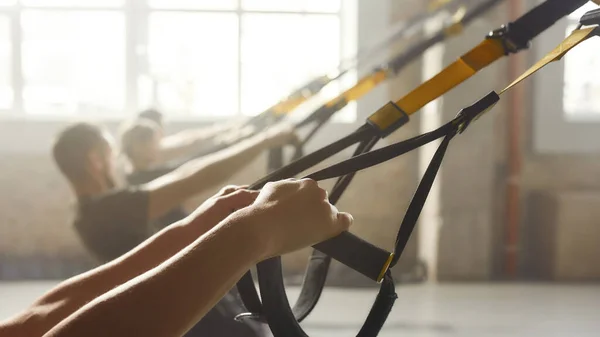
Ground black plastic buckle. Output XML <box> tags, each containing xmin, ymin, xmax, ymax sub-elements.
<box><xmin>234</xmin><ymin>312</ymin><xmax>268</xmax><ymax>323</ymax></box>
<box><xmin>580</xmin><ymin>8</ymin><xmax>600</xmax><ymax>27</ymax></box>
<box><xmin>486</xmin><ymin>23</ymin><xmax>530</xmax><ymax>55</ymax></box>
<box><xmin>366</xmin><ymin>101</ymin><xmax>410</xmax><ymax>138</ymax></box>
<box><xmin>454</xmin><ymin>91</ymin><xmax>500</xmax><ymax>134</ymax></box>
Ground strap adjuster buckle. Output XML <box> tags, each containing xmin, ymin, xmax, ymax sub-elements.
<box><xmin>486</xmin><ymin>23</ymin><xmax>530</xmax><ymax>55</ymax></box>
<box><xmin>234</xmin><ymin>312</ymin><xmax>268</xmax><ymax>323</ymax></box>
<box><xmin>367</xmin><ymin>101</ymin><xmax>410</xmax><ymax>138</ymax></box>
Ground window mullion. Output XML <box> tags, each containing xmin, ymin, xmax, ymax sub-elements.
<box><xmin>10</xmin><ymin>4</ymin><xmax>23</xmax><ymax>114</ymax></box>
<box><xmin>124</xmin><ymin>0</ymin><xmax>144</xmax><ymax>116</ymax></box>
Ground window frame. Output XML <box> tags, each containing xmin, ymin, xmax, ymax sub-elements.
<box><xmin>532</xmin><ymin>1</ymin><xmax>600</xmax><ymax>154</ymax></box>
<box><xmin>0</xmin><ymin>0</ymin><xmax>356</xmax><ymax>122</ymax></box>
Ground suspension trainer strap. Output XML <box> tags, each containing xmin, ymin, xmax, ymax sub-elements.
<box><xmin>292</xmin><ymin>136</ymin><xmax>379</xmax><ymax>322</ymax></box>
<box><xmin>392</xmin><ymin>14</ymin><xmax>600</xmax><ymax>268</ymax></box>
<box><xmin>391</xmin><ymin>0</ymin><xmax>589</xmax><ymax>118</ymax></box>
<box><xmin>264</xmin><ymin>0</ymin><xmax>469</xmax><ymax>169</ymax></box>
<box><xmin>236</xmin><ymin>1</ymin><xmax>594</xmax><ymax>334</ymax></box>
<box><xmin>294</xmin><ymin>0</ymin><xmax>504</xmax><ymax>147</ymax></box>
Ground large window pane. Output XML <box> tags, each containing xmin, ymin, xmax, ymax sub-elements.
<box><xmin>149</xmin><ymin>0</ymin><xmax>236</xmax><ymax>10</ymax></box>
<box><xmin>22</xmin><ymin>0</ymin><xmax>123</xmax><ymax>7</ymax></box>
<box><xmin>241</xmin><ymin>14</ymin><xmax>340</xmax><ymax>115</ymax></box>
<box><xmin>568</xmin><ymin>2</ymin><xmax>596</xmax><ymax>20</ymax></box>
<box><xmin>21</xmin><ymin>11</ymin><xmax>125</xmax><ymax>116</ymax></box>
<box><xmin>146</xmin><ymin>12</ymin><xmax>238</xmax><ymax>117</ymax></box>
<box><xmin>563</xmin><ymin>24</ymin><xmax>600</xmax><ymax>116</ymax></box>
<box><xmin>242</xmin><ymin>0</ymin><xmax>340</xmax><ymax>13</ymax></box>
<box><xmin>0</xmin><ymin>15</ymin><xmax>11</xmax><ymax>109</ymax></box>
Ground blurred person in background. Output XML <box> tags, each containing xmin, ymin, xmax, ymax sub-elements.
<box><xmin>120</xmin><ymin>115</ymin><xmax>254</xmax><ymax>231</ymax></box>
<box><xmin>130</xmin><ymin>108</ymin><xmax>254</xmax><ymax>171</ymax></box>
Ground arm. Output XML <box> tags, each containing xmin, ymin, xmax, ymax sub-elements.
<box><xmin>158</xmin><ymin>122</ymin><xmax>241</xmax><ymax>163</ymax></box>
<box><xmin>145</xmin><ymin>124</ymin><xmax>295</xmax><ymax>220</ymax></box>
<box><xmin>42</xmin><ymin>179</ymin><xmax>353</xmax><ymax>337</ymax></box>
<box><xmin>0</xmin><ymin>187</ymin><xmax>258</xmax><ymax>337</ymax></box>
<box><xmin>42</xmin><ymin>213</ymin><xmax>266</xmax><ymax>337</ymax></box>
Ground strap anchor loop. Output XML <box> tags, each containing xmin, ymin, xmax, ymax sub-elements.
<box><xmin>453</xmin><ymin>91</ymin><xmax>500</xmax><ymax>134</ymax></box>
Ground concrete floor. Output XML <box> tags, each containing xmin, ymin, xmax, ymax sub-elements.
<box><xmin>1</xmin><ymin>282</ymin><xmax>599</xmax><ymax>337</ymax></box>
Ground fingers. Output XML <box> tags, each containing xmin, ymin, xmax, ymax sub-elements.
<box><xmin>219</xmin><ymin>189</ymin><xmax>260</xmax><ymax>210</ymax></box>
<box><xmin>217</xmin><ymin>185</ymin><xmax>248</xmax><ymax>197</ymax></box>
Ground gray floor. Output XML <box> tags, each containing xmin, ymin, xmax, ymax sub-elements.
<box><xmin>1</xmin><ymin>282</ymin><xmax>600</xmax><ymax>337</ymax></box>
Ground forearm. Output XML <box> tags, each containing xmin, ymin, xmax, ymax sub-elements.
<box><xmin>146</xmin><ymin>133</ymin><xmax>270</xmax><ymax>218</ymax></box>
<box><xmin>42</xmin><ymin>214</ymin><xmax>264</xmax><ymax>337</ymax></box>
<box><xmin>185</xmin><ymin>132</ymin><xmax>269</xmax><ymax>188</ymax></box>
<box><xmin>15</xmin><ymin>217</ymin><xmax>213</xmax><ymax>336</ymax></box>
<box><xmin>158</xmin><ymin>131</ymin><xmax>216</xmax><ymax>163</ymax></box>
<box><xmin>158</xmin><ymin>123</ymin><xmax>238</xmax><ymax>163</ymax></box>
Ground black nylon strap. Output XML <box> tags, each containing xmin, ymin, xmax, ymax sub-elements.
<box><xmin>293</xmin><ymin>136</ymin><xmax>379</xmax><ymax>322</ymax></box>
<box><xmin>306</xmin><ymin>124</ymin><xmax>451</xmax><ymax>182</ymax></box>
<box><xmin>505</xmin><ymin>0</ymin><xmax>589</xmax><ymax>50</ymax></box>
<box><xmin>236</xmin><ymin>2</ymin><xmax>591</xmax><ymax>334</ymax></box>
<box><xmin>235</xmin><ymin>271</ymin><xmax>263</xmax><ymax>321</ymax></box>
<box><xmin>257</xmin><ymin>256</ymin><xmax>397</xmax><ymax>337</ymax></box>
<box><xmin>392</xmin><ymin>132</ymin><xmax>454</xmax><ymax>266</ymax></box>
<box><xmin>237</xmin><ymin>136</ymin><xmax>379</xmax><ymax>321</ymax></box>
<box><xmin>236</xmin><ymin>125</ymin><xmax>377</xmax><ymax>318</ymax></box>
<box><xmin>250</xmin><ymin>125</ymin><xmax>376</xmax><ymax>189</ymax></box>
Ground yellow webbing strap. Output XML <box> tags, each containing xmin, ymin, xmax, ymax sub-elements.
<box><xmin>324</xmin><ymin>70</ymin><xmax>388</xmax><ymax>108</ymax></box>
<box><xmin>465</xmin><ymin>26</ymin><xmax>597</xmax><ymax>128</ymax></box>
<box><xmin>272</xmin><ymin>95</ymin><xmax>313</xmax><ymax>115</ymax></box>
<box><xmin>500</xmin><ymin>26</ymin><xmax>597</xmax><ymax>95</ymax></box>
<box><xmin>394</xmin><ymin>38</ymin><xmax>506</xmax><ymax>116</ymax></box>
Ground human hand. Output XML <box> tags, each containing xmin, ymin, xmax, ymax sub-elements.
<box><xmin>237</xmin><ymin>179</ymin><xmax>353</xmax><ymax>259</ymax></box>
<box><xmin>185</xmin><ymin>185</ymin><xmax>259</xmax><ymax>232</ymax></box>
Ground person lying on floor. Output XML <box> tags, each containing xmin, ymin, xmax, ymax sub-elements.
<box><xmin>0</xmin><ymin>179</ymin><xmax>353</xmax><ymax>337</ymax></box>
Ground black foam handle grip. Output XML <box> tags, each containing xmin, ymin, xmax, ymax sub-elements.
<box><xmin>313</xmin><ymin>231</ymin><xmax>392</xmax><ymax>282</ymax></box>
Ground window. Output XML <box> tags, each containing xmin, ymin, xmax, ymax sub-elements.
<box><xmin>0</xmin><ymin>0</ymin><xmax>355</xmax><ymax>121</ymax></box>
<box><xmin>532</xmin><ymin>1</ymin><xmax>600</xmax><ymax>154</ymax></box>
<box><xmin>563</xmin><ymin>2</ymin><xmax>600</xmax><ymax>117</ymax></box>
<box><xmin>0</xmin><ymin>15</ymin><xmax>11</xmax><ymax>109</ymax></box>
<box><xmin>21</xmin><ymin>10</ymin><xmax>125</xmax><ymax>116</ymax></box>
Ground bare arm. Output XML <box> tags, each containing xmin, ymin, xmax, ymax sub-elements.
<box><xmin>1</xmin><ymin>179</ymin><xmax>352</xmax><ymax>337</ymax></box>
<box><xmin>0</xmin><ymin>188</ymin><xmax>257</xmax><ymax>337</ymax></box>
<box><xmin>158</xmin><ymin>120</ymin><xmax>248</xmax><ymax>163</ymax></box>
<box><xmin>42</xmin><ymin>213</ymin><xmax>266</xmax><ymax>337</ymax></box>
<box><xmin>41</xmin><ymin>179</ymin><xmax>352</xmax><ymax>337</ymax></box>
<box><xmin>145</xmin><ymin>124</ymin><xmax>294</xmax><ymax>220</ymax></box>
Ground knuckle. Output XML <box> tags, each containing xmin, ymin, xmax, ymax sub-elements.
<box><xmin>220</xmin><ymin>185</ymin><xmax>238</xmax><ymax>194</ymax></box>
<box><xmin>299</xmin><ymin>178</ymin><xmax>318</xmax><ymax>189</ymax></box>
